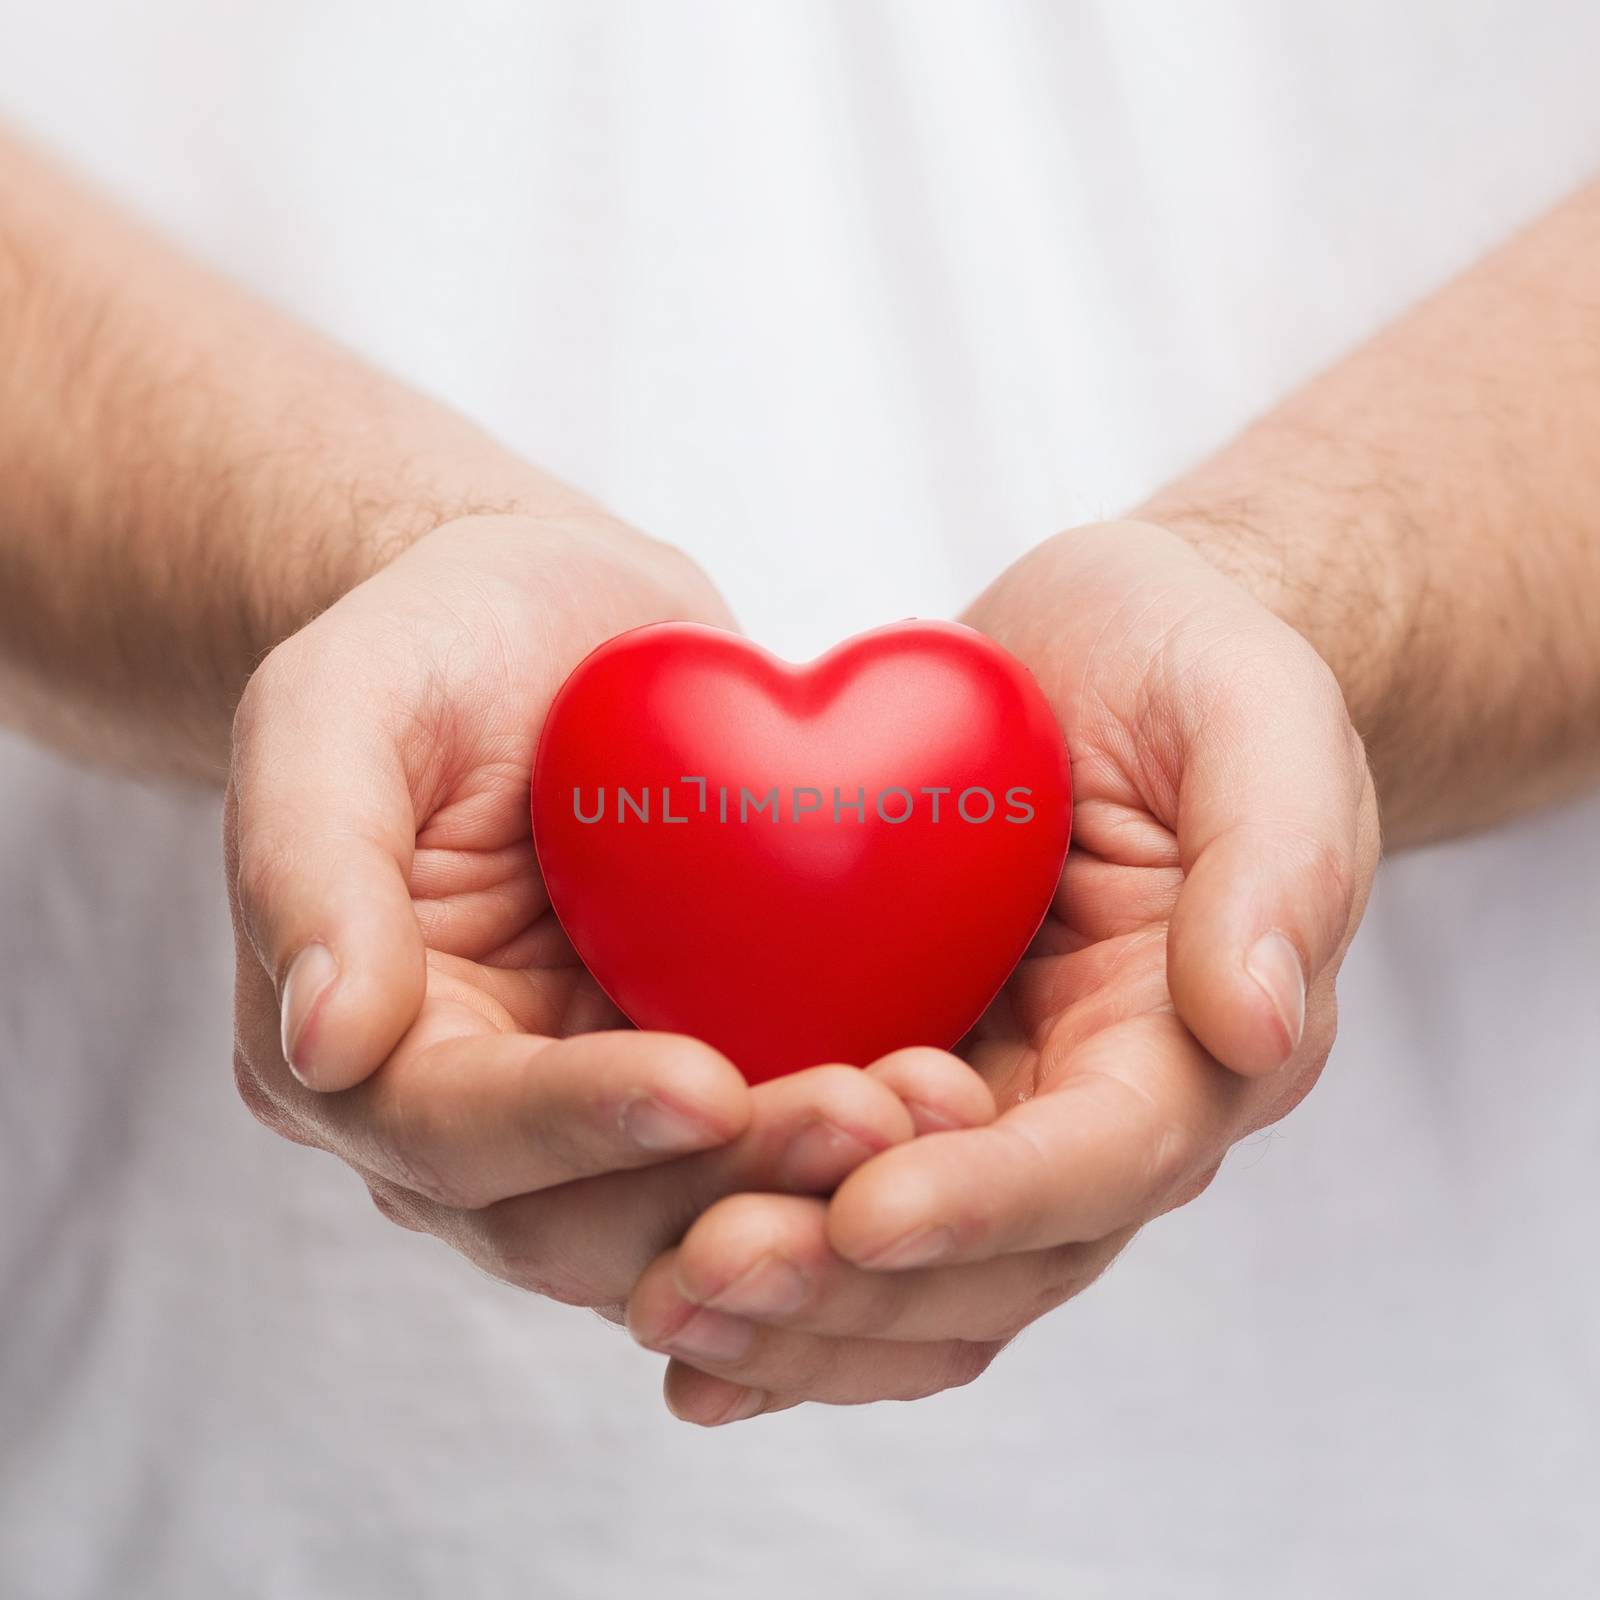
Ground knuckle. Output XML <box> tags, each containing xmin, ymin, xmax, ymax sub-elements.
<box><xmin>233</xmin><ymin>841</ymin><xmax>282</xmax><ymax>923</ymax></box>
<box><xmin>944</xmin><ymin>1339</ymin><xmax>1004</xmax><ymax>1392</ymax></box>
<box><xmin>787</xmin><ymin>1336</ymin><xmax>838</xmax><ymax>1394</ymax></box>
<box><xmin>230</xmin><ymin>646</ymin><xmax>301</xmax><ymax>782</ymax></box>
<box><xmin>232</xmin><ymin>1047</ymin><xmax>274</xmax><ymax>1121</ymax></box>
<box><xmin>232</xmin><ymin>1047</ymin><xmax>296</xmax><ymax>1140</ymax></box>
<box><xmin>1311</xmin><ymin>990</ymin><xmax>1339</xmax><ymax>1059</ymax></box>
<box><xmin>822</xmin><ymin>1294</ymin><xmax>889</xmax><ymax>1340</ymax></box>
<box><xmin>518</xmin><ymin>1110</ymin><xmax>598</xmax><ymax>1188</ymax></box>
<box><xmin>1299</xmin><ymin>640</ymin><xmax>1346</xmax><ymax>708</ymax></box>
<box><xmin>987</xmin><ymin>1116</ymin><xmax>1064</xmax><ymax>1243</ymax></box>
<box><xmin>1164</xmin><ymin>1159</ymin><xmax>1225</xmax><ymax>1213</ymax></box>
<box><xmin>843</xmin><ymin>1299</ymin><xmax>904</xmax><ymax>1340</ymax></box>
<box><xmin>470</xmin><ymin>1210</ymin><xmax>528</xmax><ymax>1282</ymax></box>
<box><xmin>1303</xmin><ymin>830</ymin><xmax>1358</xmax><ymax>922</ymax></box>
<box><xmin>958</xmin><ymin>1302</ymin><xmax>1023</xmax><ymax>1343</ymax></box>
<box><xmin>1092</xmin><ymin>1070</ymin><xmax>1196</xmax><ymax>1209</ymax></box>
<box><xmin>829</xmin><ymin>1272</ymin><xmax>914</xmax><ymax>1339</ymax></box>
<box><xmin>903</xmin><ymin>1341</ymin><xmax>1002</xmax><ymax>1401</ymax></box>
<box><xmin>969</xmin><ymin>1257</ymin><xmax>1082</xmax><ymax>1342</ymax></box>
<box><xmin>979</xmin><ymin>1297</ymin><xmax>1049</xmax><ymax>1344</ymax></box>
<box><xmin>229</xmin><ymin>661</ymin><xmax>272</xmax><ymax>752</ymax></box>
<box><xmin>367</xmin><ymin>1182</ymin><xmax>426</xmax><ymax>1233</ymax></box>
<box><xmin>390</xmin><ymin>1147</ymin><xmax>481</xmax><ymax>1212</ymax></box>
<box><xmin>473</xmin><ymin>1208</ymin><xmax>606</xmax><ymax>1307</ymax></box>
<box><xmin>1020</xmin><ymin>1244</ymin><xmax>1095</xmax><ymax>1327</ymax></box>
<box><xmin>957</xmin><ymin>1340</ymin><xmax>1006</xmax><ymax>1393</ymax></box>
<box><xmin>371</xmin><ymin>1093</ymin><xmax>485</xmax><ymax>1210</ymax></box>
<box><xmin>1249</xmin><ymin>1053</ymin><xmax>1327</xmax><ymax>1140</ymax></box>
<box><xmin>1139</xmin><ymin>1109</ymin><xmax>1194</xmax><ymax>1202</ymax></box>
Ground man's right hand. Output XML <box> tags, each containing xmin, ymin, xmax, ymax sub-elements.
<box><xmin>226</xmin><ymin>511</ymin><xmax>992</xmax><ymax>1311</ymax></box>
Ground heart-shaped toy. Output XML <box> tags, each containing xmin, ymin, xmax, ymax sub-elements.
<box><xmin>531</xmin><ymin>621</ymin><xmax>1072</xmax><ymax>1083</ymax></box>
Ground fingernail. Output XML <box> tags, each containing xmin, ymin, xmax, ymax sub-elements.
<box><xmin>708</xmin><ymin>1255</ymin><xmax>809</xmax><ymax>1317</ymax></box>
<box><xmin>1245</xmin><ymin>930</ymin><xmax>1307</xmax><ymax>1059</ymax></box>
<box><xmin>620</xmin><ymin>1095</ymin><xmax>720</xmax><ymax>1154</ymax></box>
<box><xmin>665</xmin><ymin>1308</ymin><xmax>755</xmax><ymax>1363</ymax></box>
<box><xmin>861</xmin><ymin>1223</ymin><xmax>954</xmax><ymax>1271</ymax></box>
<box><xmin>776</xmin><ymin>1120</ymin><xmax>877</xmax><ymax>1191</ymax></box>
<box><xmin>280</xmin><ymin>943</ymin><xmax>337</xmax><ymax>1086</ymax></box>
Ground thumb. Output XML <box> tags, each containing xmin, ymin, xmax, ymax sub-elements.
<box><xmin>1166</xmin><ymin>645</ymin><xmax>1376</xmax><ymax>1077</ymax></box>
<box><xmin>227</xmin><ymin>659</ymin><xmax>426</xmax><ymax>1092</ymax></box>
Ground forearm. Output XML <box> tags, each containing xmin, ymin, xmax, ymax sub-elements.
<box><xmin>1141</xmin><ymin>180</ymin><xmax>1600</xmax><ymax>847</ymax></box>
<box><xmin>0</xmin><ymin>131</ymin><xmax>583</xmax><ymax>781</ymax></box>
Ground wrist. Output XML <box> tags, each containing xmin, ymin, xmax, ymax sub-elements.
<box><xmin>1135</xmin><ymin>480</ymin><xmax>1420</xmax><ymax>782</ymax></box>
<box><xmin>0</xmin><ymin>134</ymin><xmax>645</xmax><ymax>782</ymax></box>
<box><xmin>380</xmin><ymin>503</ymin><xmax>734</xmax><ymax>646</ymax></box>
<box><xmin>234</xmin><ymin>393</ymin><xmax>598</xmax><ymax>640</ymax></box>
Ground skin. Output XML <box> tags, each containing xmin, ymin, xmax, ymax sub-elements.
<box><xmin>628</xmin><ymin>522</ymin><xmax>1380</xmax><ymax>1416</ymax></box>
<box><xmin>0</xmin><ymin>131</ymin><xmax>580</xmax><ymax>776</ymax></box>
<box><xmin>227</xmin><ymin>511</ymin><xmax>995</xmax><ymax>1306</ymax></box>
<box><xmin>2</xmin><ymin>132</ymin><xmax>992</xmax><ymax>1307</ymax></box>
<box><xmin>6</xmin><ymin>132</ymin><xmax>1600</xmax><ymax>1424</ymax></box>
<box><xmin>627</xmin><ymin>184</ymin><xmax>1600</xmax><ymax>1424</ymax></box>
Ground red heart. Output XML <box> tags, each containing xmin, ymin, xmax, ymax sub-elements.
<box><xmin>531</xmin><ymin>621</ymin><xmax>1072</xmax><ymax>1084</ymax></box>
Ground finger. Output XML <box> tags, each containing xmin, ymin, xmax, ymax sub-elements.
<box><xmin>234</xmin><ymin>951</ymin><xmax>567</xmax><ymax>1155</ymax></box>
<box><xmin>666</xmin><ymin>1192</ymin><xmax>1126</xmax><ymax>1341</ymax></box>
<box><xmin>659</xmin><ymin>1367</ymin><xmax>796</xmax><ymax>1427</ymax></box>
<box><xmin>228</xmin><ymin>649</ymin><xmax>424</xmax><ymax>1091</ymax></box>
<box><xmin>1167</xmin><ymin>641</ymin><xmax>1373</xmax><ymax>1076</ymax></box>
<box><xmin>319</xmin><ymin>1030</ymin><xmax>751</xmax><ymax>1209</ymax></box>
<box><xmin>862</xmin><ymin>1046</ymin><xmax>997</xmax><ymax>1133</ymax></box>
<box><xmin>629</xmin><ymin>1250</ymin><xmax>1002</xmax><ymax>1405</ymax></box>
<box><xmin>964</xmin><ymin>518</ymin><xmax>1373</xmax><ymax>1079</ymax></box>
<box><xmin>428</xmin><ymin>1064</ymin><xmax>919</xmax><ymax>1305</ymax></box>
<box><xmin>829</xmin><ymin>1011</ymin><xmax>1247</xmax><ymax>1268</ymax></box>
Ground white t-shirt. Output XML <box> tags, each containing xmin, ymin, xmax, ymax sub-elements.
<box><xmin>2</xmin><ymin>3</ymin><xmax>1598</xmax><ymax>1595</ymax></box>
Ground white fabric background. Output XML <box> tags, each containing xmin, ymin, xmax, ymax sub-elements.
<box><xmin>1</xmin><ymin>3</ymin><xmax>1598</xmax><ymax>1595</ymax></box>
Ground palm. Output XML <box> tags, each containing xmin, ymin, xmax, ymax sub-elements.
<box><xmin>957</xmin><ymin>519</ymin><xmax>1372</xmax><ymax>1169</ymax></box>
<box><xmin>961</xmin><ymin>683</ymin><xmax>1261</xmax><ymax>1184</ymax></box>
<box><xmin>620</xmin><ymin>523</ymin><xmax>1376</xmax><ymax>1424</ymax></box>
<box><xmin>229</xmin><ymin>510</ymin><xmax>733</xmax><ymax>1083</ymax></box>
<box><xmin>349</xmin><ymin>513</ymin><xmax>735</xmax><ymax>1052</ymax></box>
<box><xmin>402</xmin><ymin>695</ymin><xmax>599</xmax><ymax>1050</ymax></box>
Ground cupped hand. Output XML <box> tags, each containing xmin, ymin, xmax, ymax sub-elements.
<box><xmin>625</xmin><ymin>520</ymin><xmax>1380</xmax><ymax>1422</ymax></box>
<box><xmin>227</xmin><ymin>511</ymin><xmax>991</xmax><ymax>1306</ymax></box>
